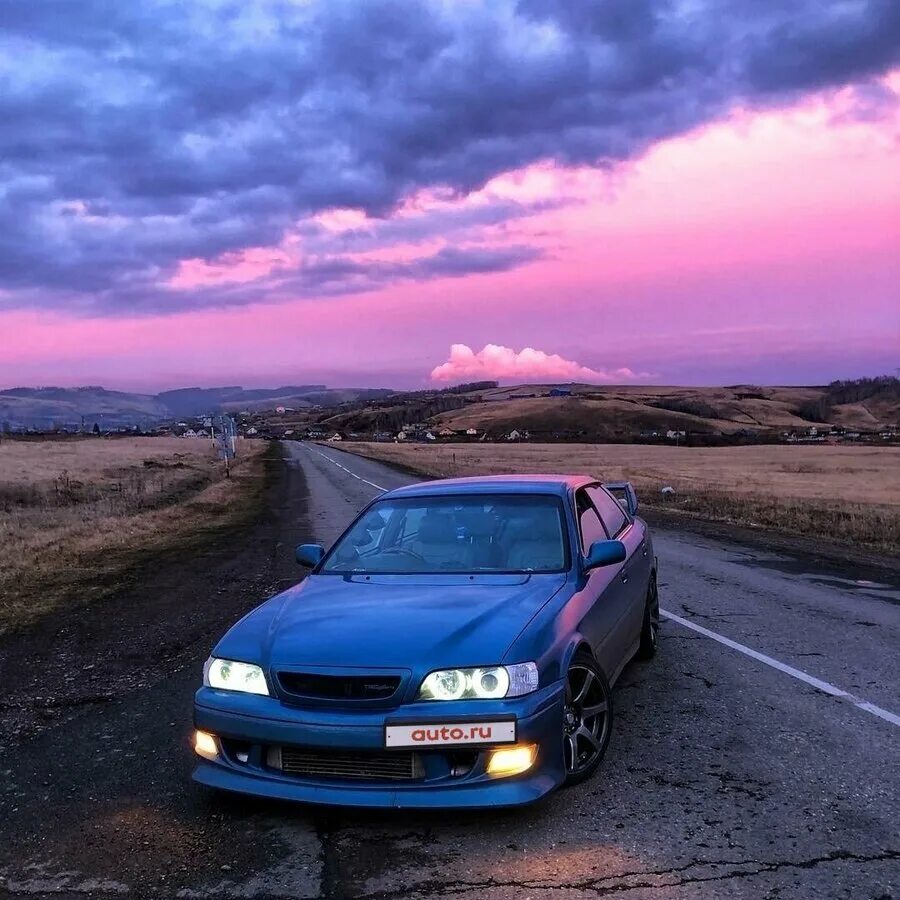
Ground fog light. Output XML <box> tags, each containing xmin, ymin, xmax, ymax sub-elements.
<box><xmin>194</xmin><ymin>729</ymin><xmax>218</xmax><ymax>760</ymax></box>
<box><xmin>486</xmin><ymin>744</ymin><xmax>537</xmax><ymax>777</ymax></box>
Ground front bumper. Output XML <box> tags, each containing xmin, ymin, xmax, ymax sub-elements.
<box><xmin>192</xmin><ymin>682</ymin><xmax>566</xmax><ymax>809</ymax></box>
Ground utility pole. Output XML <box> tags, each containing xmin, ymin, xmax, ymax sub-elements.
<box><xmin>215</xmin><ymin>415</ymin><xmax>236</xmax><ymax>477</ymax></box>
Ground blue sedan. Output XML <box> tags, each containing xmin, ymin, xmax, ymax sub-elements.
<box><xmin>192</xmin><ymin>475</ymin><xmax>659</xmax><ymax>808</ymax></box>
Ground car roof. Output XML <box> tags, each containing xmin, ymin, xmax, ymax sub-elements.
<box><xmin>383</xmin><ymin>474</ymin><xmax>594</xmax><ymax>499</ymax></box>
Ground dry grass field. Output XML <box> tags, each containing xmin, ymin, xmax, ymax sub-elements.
<box><xmin>338</xmin><ymin>442</ymin><xmax>900</xmax><ymax>554</ymax></box>
<box><xmin>0</xmin><ymin>436</ymin><xmax>268</xmax><ymax>631</ymax></box>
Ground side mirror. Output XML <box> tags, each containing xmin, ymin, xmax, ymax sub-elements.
<box><xmin>295</xmin><ymin>543</ymin><xmax>325</xmax><ymax>567</ymax></box>
<box><xmin>584</xmin><ymin>539</ymin><xmax>627</xmax><ymax>571</ymax></box>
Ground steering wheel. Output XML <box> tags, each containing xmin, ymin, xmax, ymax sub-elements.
<box><xmin>380</xmin><ymin>547</ymin><xmax>428</xmax><ymax>563</ymax></box>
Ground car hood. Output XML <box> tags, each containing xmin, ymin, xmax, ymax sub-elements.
<box><xmin>219</xmin><ymin>573</ymin><xmax>567</xmax><ymax>670</ymax></box>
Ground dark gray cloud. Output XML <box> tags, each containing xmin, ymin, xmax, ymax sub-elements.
<box><xmin>288</xmin><ymin>244</ymin><xmax>543</xmax><ymax>297</ymax></box>
<box><xmin>51</xmin><ymin>244</ymin><xmax>546</xmax><ymax>315</ymax></box>
<box><xmin>0</xmin><ymin>0</ymin><xmax>897</xmax><ymax>313</ymax></box>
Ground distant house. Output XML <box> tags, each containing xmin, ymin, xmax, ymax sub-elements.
<box><xmin>550</xmin><ymin>387</ymin><xmax>572</xmax><ymax>397</ymax></box>
<box><xmin>246</xmin><ymin>426</ymin><xmax>258</xmax><ymax>436</ymax></box>
<box><xmin>275</xmin><ymin>406</ymin><xmax>286</xmax><ymax>415</ymax></box>
<box><xmin>182</xmin><ymin>429</ymin><xmax>199</xmax><ymax>438</ymax></box>
<box><xmin>465</xmin><ymin>427</ymin><xmax>478</xmax><ymax>436</ymax></box>
<box><xmin>665</xmin><ymin>430</ymin><xmax>686</xmax><ymax>440</ymax></box>
<box><xmin>506</xmin><ymin>429</ymin><xmax>523</xmax><ymax>441</ymax></box>
<box><xmin>327</xmin><ymin>432</ymin><xmax>342</xmax><ymax>442</ymax></box>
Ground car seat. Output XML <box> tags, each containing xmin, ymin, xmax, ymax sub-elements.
<box><xmin>410</xmin><ymin>513</ymin><xmax>474</xmax><ymax>570</ymax></box>
<box><xmin>504</xmin><ymin>516</ymin><xmax>565</xmax><ymax>571</ymax></box>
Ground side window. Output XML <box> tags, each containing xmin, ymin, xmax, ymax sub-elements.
<box><xmin>587</xmin><ymin>486</ymin><xmax>629</xmax><ymax>537</ymax></box>
<box><xmin>575</xmin><ymin>490</ymin><xmax>608</xmax><ymax>551</ymax></box>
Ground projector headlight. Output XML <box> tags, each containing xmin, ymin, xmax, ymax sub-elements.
<box><xmin>417</xmin><ymin>662</ymin><xmax>538</xmax><ymax>701</ymax></box>
<box><xmin>204</xmin><ymin>657</ymin><xmax>269</xmax><ymax>696</ymax></box>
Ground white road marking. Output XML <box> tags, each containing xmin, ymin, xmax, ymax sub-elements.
<box><xmin>661</xmin><ymin>610</ymin><xmax>900</xmax><ymax>729</ymax></box>
<box><xmin>305</xmin><ymin>444</ymin><xmax>388</xmax><ymax>493</ymax></box>
<box><xmin>305</xmin><ymin>442</ymin><xmax>900</xmax><ymax>731</ymax></box>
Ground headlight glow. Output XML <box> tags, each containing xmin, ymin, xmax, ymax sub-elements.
<box><xmin>194</xmin><ymin>729</ymin><xmax>218</xmax><ymax>759</ymax></box>
<box><xmin>430</xmin><ymin>669</ymin><xmax>468</xmax><ymax>700</ymax></box>
<box><xmin>470</xmin><ymin>667</ymin><xmax>508</xmax><ymax>699</ymax></box>
<box><xmin>417</xmin><ymin>663</ymin><xmax>538</xmax><ymax>701</ymax></box>
<box><xmin>204</xmin><ymin>657</ymin><xmax>269</xmax><ymax>696</ymax></box>
<box><xmin>487</xmin><ymin>743</ymin><xmax>537</xmax><ymax>777</ymax></box>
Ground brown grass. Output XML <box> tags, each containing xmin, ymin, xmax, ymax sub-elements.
<box><xmin>337</xmin><ymin>442</ymin><xmax>900</xmax><ymax>553</ymax></box>
<box><xmin>0</xmin><ymin>436</ymin><xmax>269</xmax><ymax>631</ymax></box>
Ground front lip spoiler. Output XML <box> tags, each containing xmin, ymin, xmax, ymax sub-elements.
<box><xmin>193</xmin><ymin>758</ymin><xmax>558</xmax><ymax>809</ymax></box>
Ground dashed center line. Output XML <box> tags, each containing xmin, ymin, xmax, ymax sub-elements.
<box><xmin>307</xmin><ymin>444</ymin><xmax>388</xmax><ymax>493</ymax></box>
<box><xmin>306</xmin><ymin>442</ymin><xmax>900</xmax><ymax>730</ymax></box>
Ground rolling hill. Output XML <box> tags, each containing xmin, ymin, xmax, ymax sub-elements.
<box><xmin>0</xmin><ymin>387</ymin><xmax>167</xmax><ymax>427</ymax></box>
<box><xmin>315</xmin><ymin>380</ymin><xmax>900</xmax><ymax>439</ymax></box>
<box><xmin>0</xmin><ymin>384</ymin><xmax>394</xmax><ymax>427</ymax></box>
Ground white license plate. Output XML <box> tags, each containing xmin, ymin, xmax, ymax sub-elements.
<box><xmin>385</xmin><ymin>720</ymin><xmax>516</xmax><ymax>748</ymax></box>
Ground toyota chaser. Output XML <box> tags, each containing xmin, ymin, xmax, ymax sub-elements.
<box><xmin>192</xmin><ymin>474</ymin><xmax>660</xmax><ymax>808</ymax></box>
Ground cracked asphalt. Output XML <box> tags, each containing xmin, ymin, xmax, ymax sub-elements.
<box><xmin>0</xmin><ymin>441</ymin><xmax>897</xmax><ymax>899</ymax></box>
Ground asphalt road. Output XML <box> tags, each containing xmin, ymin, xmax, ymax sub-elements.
<box><xmin>1</xmin><ymin>440</ymin><xmax>897</xmax><ymax>899</ymax></box>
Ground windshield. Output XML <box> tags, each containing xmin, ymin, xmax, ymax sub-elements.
<box><xmin>320</xmin><ymin>494</ymin><xmax>569</xmax><ymax>575</ymax></box>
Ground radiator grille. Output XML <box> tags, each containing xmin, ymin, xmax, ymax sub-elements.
<box><xmin>277</xmin><ymin>672</ymin><xmax>402</xmax><ymax>702</ymax></box>
<box><xmin>276</xmin><ymin>747</ymin><xmax>423</xmax><ymax>781</ymax></box>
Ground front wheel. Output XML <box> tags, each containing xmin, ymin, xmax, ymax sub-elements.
<box><xmin>636</xmin><ymin>573</ymin><xmax>660</xmax><ymax>660</ymax></box>
<box><xmin>562</xmin><ymin>654</ymin><xmax>613</xmax><ymax>787</ymax></box>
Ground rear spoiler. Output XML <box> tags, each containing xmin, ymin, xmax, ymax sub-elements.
<box><xmin>604</xmin><ymin>481</ymin><xmax>639</xmax><ymax>517</ymax></box>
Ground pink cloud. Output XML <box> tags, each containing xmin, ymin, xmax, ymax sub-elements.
<box><xmin>169</xmin><ymin>246</ymin><xmax>296</xmax><ymax>289</ymax></box>
<box><xmin>430</xmin><ymin>343</ymin><xmax>648</xmax><ymax>385</ymax></box>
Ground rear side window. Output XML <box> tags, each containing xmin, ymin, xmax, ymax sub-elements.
<box><xmin>587</xmin><ymin>486</ymin><xmax>629</xmax><ymax>537</ymax></box>
<box><xmin>575</xmin><ymin>490</ymin><xmax>607</xmax><ymax>551</ymax></box>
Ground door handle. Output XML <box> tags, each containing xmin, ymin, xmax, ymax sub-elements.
<box><xmin>642</xmin><ymin>547</ymin><xmax>648</xmax><ymax>557</ymax></box>
<box><xmin>620</xmin><ymin>573</ymin><xmax>629</xmax><ymax>583</ymax></box>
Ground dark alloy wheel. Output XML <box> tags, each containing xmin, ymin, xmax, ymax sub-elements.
<box><xmin>636</xmin><ymin>573</ymin><xmax>660</xmax><ymax>660</ymax></box>
<box><xmin>562</xmin><ymin>654</ymin><xmax>613</xmax><ymax>786</ymax></box>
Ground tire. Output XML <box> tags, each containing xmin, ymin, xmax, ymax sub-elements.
<box><xmin>562</xmin><ymin>652</ymin><xmax>613</xmax><ymax>787</ymax></box>
<box><xmin>636</xmin><ymin>572</ymin><xmax>660</xmax><ymax>660</ymax></box>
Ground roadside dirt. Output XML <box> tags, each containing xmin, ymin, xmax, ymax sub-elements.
<box><xmin>0</xmin><ymin>443</ymin><xmax>305</xmax><ymax>746</ymax></box>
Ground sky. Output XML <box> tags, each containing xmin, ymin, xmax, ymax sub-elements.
<box><xmin>1</xmin><ymin>0</ymin><xmax>898</xmax><ymax>391</ymax></box>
